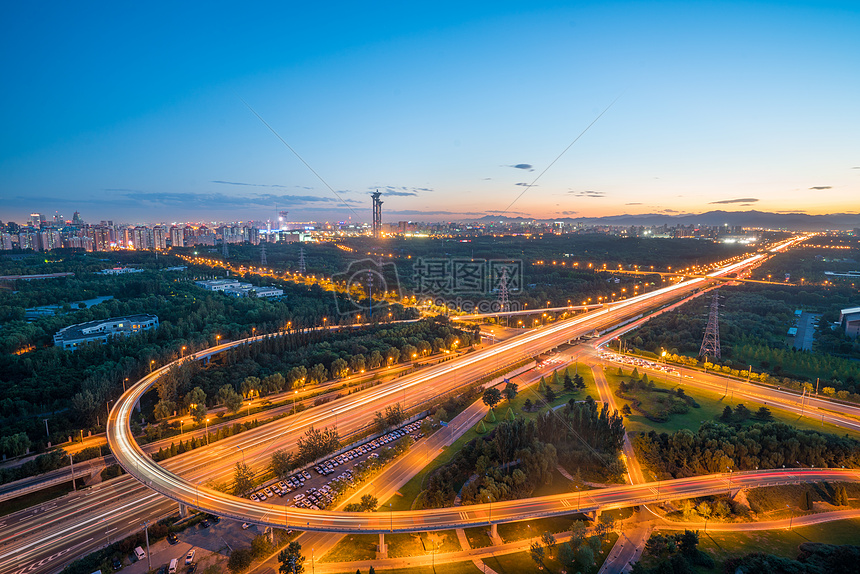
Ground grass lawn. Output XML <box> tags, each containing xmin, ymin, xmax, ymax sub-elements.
<box><xmin>0</xmin><ymin>478</ymin><xmax>85</xmax><ymax>517</ymax></box>
<box><xmin>607</xmin><ymin>367</ymin><xmax>860</xmax><ymax>438</ymax></box>
<box><xmin>497</xmin><ymin>514</ymin><xmax>581</xmax><ymax>543</ymax></box>
<box><xmin>692</xmin><ymin>517</ymin><xmax>860</xmax><ymax>572</ymax></box>
<box><xmin>320</xmin><ymin>533</ymin><xmax>379</xmax><ymax>563</ymax></box>
<box><xmin>465</xmin><ymin>526</ymin><xmax>493</xmax><ymax>548</ymax></box>
<box><xmin>482</xmin><ymin>532</ymin><xmax>619</xmax><ymax>574</ymax></box>
<box><xmin>332</xmin><ymin>562</ymin><xmax>483</xmax><ymax>574</ymax></box>
<box><xmin>387</xmin><ymin>364</ymin><xmax>598</xmax><ymax>511</ymax></box>
<box><xmin>388</xmin><ymin>530</ymin><xmax>462</xmax><ymax>558</ymax></box>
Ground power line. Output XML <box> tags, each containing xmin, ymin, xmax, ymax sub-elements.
<box><xmin>239</xmin><ymin>98</ymin><xmax>360</xmax><ymax>219</ymax></box>
<box><xmin>499</xmin><ymin>91</ymin><xmax>625</xmax><ymax>216</ymax></box>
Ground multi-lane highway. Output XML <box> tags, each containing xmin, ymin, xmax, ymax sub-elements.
<box><xmin>1</xmin><ymin>236</ymin><xmax>818</xmax><ymax>573</ymax></box>
<box><xmin>105</xmin><ymin>244</ymin><xmax>804</xmax><ymax>531</ymax></box>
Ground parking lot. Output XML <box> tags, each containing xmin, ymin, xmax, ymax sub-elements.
<box><xmin>248</xmin><ymin>419</ymin><xmax>427</xmax><ymax>511</ymax></box>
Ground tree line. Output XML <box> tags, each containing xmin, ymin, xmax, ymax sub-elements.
<box><xmin>633</xmin><ymin>421</ymin><xmax>860</xmax><ymax>479</ymax></box>
<box><xmin>421</xmin><ymin>398</ymin><xmax>625</xmax><ymax>508</ymax></box>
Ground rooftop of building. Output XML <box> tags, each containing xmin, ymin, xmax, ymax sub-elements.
<box><xmin>55</xmin><ymin>314</ymin><xmax>159</xmax><ymax>340</ymax></box>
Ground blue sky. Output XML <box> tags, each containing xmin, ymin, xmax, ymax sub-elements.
<box><xmin>1</xmin><ymin>1</ymin><xmax>858</xmax><ymax>224</ymax></box>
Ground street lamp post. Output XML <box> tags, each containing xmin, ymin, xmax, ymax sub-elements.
<box><xmin>205</xmin><ymin>418</ymin><xmax>210</xmax><ymax>445</ymax></box>
<box><xmin>141</xmin><ymin>520</ymin><xmax>152</xmax><ymax>572</ymax></box>
<box><xmin>150</xmin><ymin>359</ymin><xmax>155</xmax><ymax>373</ymax></box>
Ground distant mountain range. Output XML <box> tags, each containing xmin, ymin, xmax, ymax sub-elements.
<box><xmin>475</xmin><ymin>210</ymin><xmax>860</xmax><ymax>230</ymax></box>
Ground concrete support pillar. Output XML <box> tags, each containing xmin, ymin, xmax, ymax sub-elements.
<box><xmin>489</xmin><ymin>523</ymin><xmax>501</xmax><ymax>545</ymax></box>
<box><xmin>266</xmin><ymin>527</ymin><xmax>274</xmax><ymax>544</ymax></box>
<box><xmin>377</xmin><ymin>533</ymin><xmax>388</xmax><ymax>559</ymax></box>
<box><xmin>135</xmin><ymin>398</ymin><xmax>141</xmax><ymax>413</ymax></box>
<box><xmin>588</xmin><ymin>509</ymin><xmax>601</xmax><ymax>522</ymax></box>
<box><xmin>178</xmin><ymin>503</ymin><xmax>187</xmax><ymax>518</ymax></box>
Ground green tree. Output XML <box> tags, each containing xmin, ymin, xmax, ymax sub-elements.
<box><xmin>360</xmin><ymin>494</ymin><xmax>378</xmax><ymax>511</ymax></box>
<box><xmin>576</xmin><ymin>544</ymin><xmax>594</xmax><ymax>571</ymax></box>
<box><xmin>233</xmin><ymin>462</ymin><xmax>254</xmax><ymax>496</ymax></box>
<box><xmin>153</xmin><ymin>399</ymin><xmax>175</xmax><ymax>420</ymax></box>
<box><xmin>529</xmin><ymin>541</ymin><xmax>545</xmax><ymax>568</ymax></box>
<box><xmin>384</xmin><ymin>403</ymin><xmax>405</xmax><ymax>426</ymax></box>
<box><xmin>278</xmin><ymin>541</ymin><xmax>305</xmax><ymax>574</ymax></box>
<box><xmin>296</xmin><ymin>426</ymin><xmax>340</xmax><ymax>464</ymax></box>
<box><xmin>241</xmin><ymin>376</ymin><xmax>261</xmax><ymax>398</ymax></box>
<box><xmin>349</xmin><ymin>354</ymin><xmax>366</xmax><ymax>373</ymax></box>
<box><xmin>288</xmin><ymin>366</ymin><xmax>307</xmax><ymax>388</ymax></box>
<box><xmin>331</xmin><ymin>358</ymin><xmax>349</xmax><ymax>379</ymax></box>
<box><xmin>250</xmin><ymin>534</ymin><xmax>273</xmax><ymax>559</ymax></box>
<box><xmin>545</xmin><ymin>384</ymin><xmax>557</xmax><ymax>403</ymax></box>
<box><xmin>733</xmin><ymin>404</ymin><xmax>751</xmax><ymax>422</ymax></box>
<box><xmin>309</xmin><ymin>363</ymin><xmax>327</xmax><ymax>384</ymax></box>
<box><xmin>482</xmin><ymin>387</ymin><xmax>502</xmax><ymax>410</ymax></box>
<box><xmin>185</xmin><ymin>386</ymin><xmax>207</xmax><ymax>422</ymax></box>
<box><xmin>541</xmin><ymin>531</ymin><xmax>557</xmax><ymax>558</ymax></box>
<box><xmin>262</xmin><ymin>373</ymin><xmax>286</xmax><ymax>395</ymax></box>
<box><xmin>503</xmin><ymin>381</ymin><xmax>518</xmax><ymax>402</ymax></box>
<box><xmin>563</xmin><ymin>371</ymin><xmax>574</xmax><ymax>392</ymax></box>
<box><xmin>368</xmin><ymin>350</ymin><xmax>383</xmax><ymax>369</ymax></box>
<box><xmin>228</xmin><ymin>548</ymin><xmax>254</xmax><ymax>573</ymax></box>
<box><xmin>270</xmin><ymin>449</ymin><xmax>293</xmax><ymax>480</ymax></box>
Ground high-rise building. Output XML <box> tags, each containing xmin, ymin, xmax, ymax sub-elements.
<box><xmin>153</xmin><ymin>226</ymin><xmax>167</xmax><ymax>250</ymax></box>
<box><xmin>19</xmin><ymin>231</ymin><xmax>34</xmax><ymax>250</ymax></box>
<box><xmin>38</xmin><ymin>229</ymin><xmax>61</xmax><ymax>251</ymax></box>
<box><xmin>86</xmin><ymin>226</ymin><xmax>112</xmax><ymax>251</ymax></box>
<box><xmin>132</xmin><ymin>226</ymin><xmax>151</xmax><ymax>250</ymax></box>
<box><xmin>170</xmin><ymin>226</ymin><xmax>185</xmax><ymax>247</ymax></box>
<box><xmin>72</xmin><ymin>211</ymin><xmax>84</xmax><ymax>226</ymax></box>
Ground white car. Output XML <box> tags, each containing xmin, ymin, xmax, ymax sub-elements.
<box><xmin>242</xmin><ymin>523</ymin><xmax>251</xmax><ymax>530</ymax></box>
<box><xmin>294</xmin><ymin>493</ymin><xmax>305</xmax><ymax>501</ymax></box>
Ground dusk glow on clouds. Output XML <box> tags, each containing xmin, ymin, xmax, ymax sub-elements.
<box><xmin>1</xmin><ymin>1</ymin><xmax>859</xmax><ymax>223</ymax></box>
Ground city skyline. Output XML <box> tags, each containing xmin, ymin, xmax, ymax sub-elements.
<box><xmin>2</xmin><ymin>1</ymin><xmax>859</xmax><ymax>223</ymax></box>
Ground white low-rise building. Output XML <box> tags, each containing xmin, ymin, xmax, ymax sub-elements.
<box><xmin>54</xmin><ymin>314</ymin><xmax>159</xmax><ymax>350</ymax></box>
<box><xmin>98</xmin><ymin>267</ymin><xmax>145</xmax><ymax>275</ymax></box>
<box><xmin>194</xmin><ymin>279</ymin><xmax>251</xmax><ymax>291</ymax></box>
<box><xmin>196</xmin><ymin>279</ymin><xmax>283</xmax><ymax>298</ymax></box>
<box><xmin>840</xmin><ymin>307</ymin><xmax>860</xmax><ymax>339</ymax></box>
<box><xmin>223</xmin><ymin>285</ymin><xmax>284</xmax><ymax>298</ymax></box>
